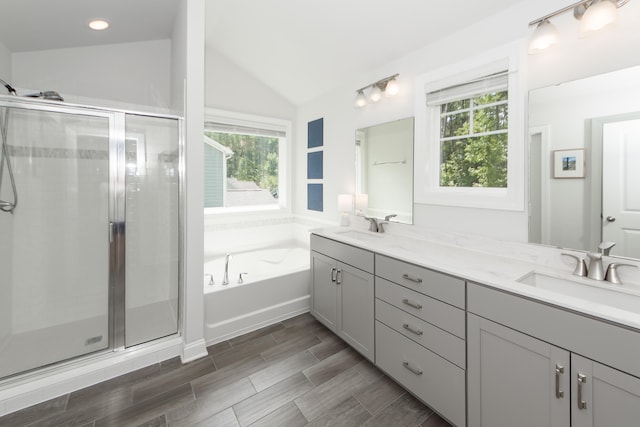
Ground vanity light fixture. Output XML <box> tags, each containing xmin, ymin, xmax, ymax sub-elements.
<box><xmin>354</xmin><ymin>74</ymin><xmax>399</xmax><ymax>108</ymax></box>
<box><xmin>528</xmin><ymin>0</ymin><xmax>630</xmax><ymax>54</ymax></box>
<box><xmin>89</xmin><ymin>19</ymin><xmax>110</xmax><ymax>31</ymax></box>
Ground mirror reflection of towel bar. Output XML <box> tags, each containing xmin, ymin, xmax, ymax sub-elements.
<box><xmin>373</xmin><ymin>160</ymin><xmax>406</xmax><ymax>166</ymax></box>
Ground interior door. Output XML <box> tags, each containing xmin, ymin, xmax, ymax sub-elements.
<box><xmin>602</xmin><ymin>118</ymin><xmax>640</xmax><ymax>258</ymax></box>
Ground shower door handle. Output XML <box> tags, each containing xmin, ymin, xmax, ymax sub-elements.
<box><xmin>109</xmin><ymin>222</ymin><xmax>115</xmax><ymax>243</ymax></box>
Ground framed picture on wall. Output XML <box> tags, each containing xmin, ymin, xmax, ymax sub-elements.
<box><xmin>553</xmin><ymin>148</ymin><xmax>585</xmax><ymax>178</ymax></box>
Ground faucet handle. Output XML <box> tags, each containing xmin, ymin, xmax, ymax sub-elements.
<box><xmin>378</xmin><ymin>221</ymin><xmax>389</xmax><ymax>233</ymax></box>
<box><xmin>238</xmin><ymin>272</ymin><xmax>248</xmax><ymax>284</ymax></box>
<box><xmin>604</xmin><ymin>263</ymin><xmax>637</xmax><ymax>285</ymax></box>
<box><xmin>561</xmin><ymin>252</ymin><xmax>588</xmax><ymax>277</ymax></box>
<box><xmin>384</xmin><ymin>214</ymin><xmax>397</xmax><ymax>221</ymax></box>
<box><xmin>599</xmin><ymin>241</ymin><xmax>616</xmax><ymax>256</ymax></box>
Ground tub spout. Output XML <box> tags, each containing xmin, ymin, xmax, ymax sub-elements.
<box><xmin>223</xmin><ymin>253</ymin><xmax>232</xmax><ymax>285</ymax></box>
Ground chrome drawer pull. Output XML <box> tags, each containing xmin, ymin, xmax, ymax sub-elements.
<box><xmin>555</xmin><ymin>364</ymin><xmax>565</xmax><ymax>399</ymax></box>
<box><xmin>402</xmin><ymin>273</ymin><xmax>423</xmax><ymax>284</ymax></box>
<box><xmin>403</xmin><ymin>323</ymin><xmax>423</xmax><ymax>336</ymax></box>
<box><xmin>336</xmin><ymin>269</ymin><xmax>342</xmax><ymax>285</ymax></box>
<box><xmin>331</xmin><ymin>267</ymin><xmax>337</xmax><ymax>283</ymax></box>
<box><xmin>577</xmin><ymin>373</ymin><xmax>587</xmax><ymax>410</ymax></box>
<box><xmin>402</xmin><ymin>361</ymin><xmax>423</xmax><ymax>376</ymax></box>
<box><xmin>402</xmin><ymin>298</ymin><xmax>423</xmax><ymax>310</ymax></box>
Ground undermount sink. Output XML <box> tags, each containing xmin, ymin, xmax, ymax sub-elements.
<box><xmin>334</xmin><ymin>229</ymin><xmax>383</xmax><ymax>242</ymax></box>
<box><xmin>517</xmin><ymin>271</ymin><xmax>640</xmax><ymax>315</ymax></box>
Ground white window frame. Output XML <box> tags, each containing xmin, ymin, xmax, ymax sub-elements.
<box><xmin>414</xmin><ymin>44</ymin><xmax>525</xmax><ymax>211</ymax></box>
<box><xmin>204</xmin><ymin>108</ymin><xmax>292</xmax><ymax>215</ymax></box>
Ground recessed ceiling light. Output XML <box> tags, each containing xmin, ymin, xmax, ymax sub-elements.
<box><xmin>89</xmin><ymin>19</ymin><xmax>110</xmax><ymax>31</ymax></box>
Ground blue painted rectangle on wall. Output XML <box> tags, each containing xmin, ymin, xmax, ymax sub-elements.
<box><xmin>307</xmin><ymin>184</ymin><xmax>323</xmax><ymax>211</ymax></box>
<box><xmin>308</xmin><ymin>118</ymin><xmax>324</xmax><ymax>148</ymax></box>
<box><xmin>307</xmin><ymin>151</ymin><xmax>323</xmax><ymax>179</ymax></box>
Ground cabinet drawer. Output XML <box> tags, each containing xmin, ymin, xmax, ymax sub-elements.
<box><xmin>311</xmin><ymin>234</ymin><xmax>374</xmax><ymax>273</ymax></box>
<box><xmin>376</xmin><ymin>322</ymin><xmax>466</xmax><ymax>427</ymax></box>
<box><xmin>375</xmin><ymin>254</ymin><xmax>465</xmax><ymax>308</ymax></box>
<box><xmin>376</xmin><ymin>277</ymin><xmax>465</xmax><ymax>339</ymax></box>
<box><xmin>376</xmin><ymin>299</ymin><xmax>465</xmax><ymax>369</ymax></box>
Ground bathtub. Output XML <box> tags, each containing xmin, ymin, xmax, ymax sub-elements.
<box><xmin>203</xmin><ymin>241</ymin><xmax>311</xmax><ymax>344</ymax></box>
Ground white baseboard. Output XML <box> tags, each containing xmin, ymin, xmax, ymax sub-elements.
<box><xmin>205</xmin><ymin>296</ymin><xmax>310</xmax><ymax>346</ymax></box>
<box><xmin>181</xmin><ymin>338</ymin><xmax>209</xmax><ymax>363</ymax></box>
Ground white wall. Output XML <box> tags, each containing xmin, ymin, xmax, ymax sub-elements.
<box><xmin>205</xmin><ymin>48</ymin><xmax>295</xmax><ymax>120</ymax></box>
<box><xmin>0</xmin><ymin>42</ymin><xmax>11</xmax><ymax>83</ymax></box>
<box><xmin>294</xmin><ymin>0</ymin><xmax>640</xmax><ymax>243</ymax></box>
<box><xmin>178</xmin><ymin>0</ymin><xmax>208</xmax><ymax>363</ymax></box>
<box><xmin>12</xmin><ymin>40</ymin><xmax>172</xmax><ymax>109</ymax></box>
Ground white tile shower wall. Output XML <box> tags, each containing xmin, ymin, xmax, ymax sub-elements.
<box><xmin>125</xmin><ymin>119</ymin><xmax>179</xmax><ymax>310</ymax></box>
<box><xmin>10</xmin><ymin>112</ymin><xmax>109</xmax><ymax>334</ymax></box>
<box><xmin>0</xmin><ymin>214</ymin><xmax>13</xmax><ymax>347</ymax></box>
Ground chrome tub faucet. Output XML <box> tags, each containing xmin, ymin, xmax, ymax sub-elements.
<box><xmin>223</xmin><ymin>253</ymin><xmax>232</xmax><ymax>285</ymax></box>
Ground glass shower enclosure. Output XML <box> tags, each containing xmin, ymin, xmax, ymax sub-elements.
<box><xmin>0</xmin><ymin>96</ymin><xmax>181</xmax><ymax>379</ymax></box>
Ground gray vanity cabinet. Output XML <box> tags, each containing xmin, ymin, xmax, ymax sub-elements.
<box><xmin>375</xmin><ymin>254</ymin><xmax>466</xmax><ymax>427</ymax></box>
<box><xmin>467</xmin><ymin>314</ymin><xmax>570</xmax><ymax>427</ymax></box>
<box><xmin>310</xmin><ymin>234</ymin><xmax>375</xmax><ymax>361</ymax></box>
<box><xmin>571</xmin><ymin>354</ymin><xmax>640</xmax><ymax>427</ymax></box>
<box><xmin>468</xmin><ymin>282</ymin><xmax>640</xmax><ymax>427</ymax></box>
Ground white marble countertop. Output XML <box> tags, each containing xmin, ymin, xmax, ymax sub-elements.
<box><xmin>311</xmin><ymin>225</ymin><xmax>640</xmax><ymax>332</ymax></box>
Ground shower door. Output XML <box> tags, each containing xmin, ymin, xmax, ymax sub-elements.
<box><xmin>0</xmin><ymin>101</ymin><xmax>113</xmax><ymax>378</ymax></box>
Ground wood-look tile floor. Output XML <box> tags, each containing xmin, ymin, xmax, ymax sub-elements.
<box><xmin>0</xmin><ymin>313</ymin><xmax>453</xmax><ymax>427</ymax></box>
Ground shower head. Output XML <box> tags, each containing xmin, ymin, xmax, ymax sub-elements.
<box><xmin>25</xmin><ymin>91</ymin><xmax>64</xmax><ymax>102</ymax></box>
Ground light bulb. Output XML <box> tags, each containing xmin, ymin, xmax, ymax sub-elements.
<box><xmin>528</xmin><ymin>19</ymin><xmax>559</xmax><ymax>54</ymax></box>
<box><xmin>369</xmin><ymin>85</ymin><xmax>383</xmax><ymax>103</ymax></box>
<box><xmin>354</xmin><ymin>90</ymin><xmax>367</xmax><ymax>108</ymax></box>
<box><xmin>579</xmin><ymin>0</ymin><xmax>618</xmax><ymax>37</ymax></box>
<box><xmin>89</xmin><ymin>19</ymin><xmax>110</xmax><ymax>31</ymax></box>
<box><xmin>385</xmin><ymin>78</ymin><xmax>399</xmax><ymax>97</ymax></box>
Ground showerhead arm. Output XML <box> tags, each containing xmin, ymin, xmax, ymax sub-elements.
<box><xmin>0</xmin><ymin>78</ymin><xmax>17</xmax><ymax>96</ymax></box>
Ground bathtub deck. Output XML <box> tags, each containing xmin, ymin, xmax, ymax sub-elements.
<box><xmin>0</xmin><ymin>313</ymin><xmax>451</xmax><ymax>427</ymax></box>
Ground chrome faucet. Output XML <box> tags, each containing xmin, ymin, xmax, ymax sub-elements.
<box><xmin>364</xmin><ymin>217</ymin><xmax>379</xmax><ymax>232</ymax></box>
<box><xmin>222</xmin><ymin>253</ymin><xmax>232</xmax><ymax>285</ymax></box>
<box><xmin>587</xmin><ymin>242</ymin><xmax>616</xmax><ymax>281</ymax></box>
<box><xmin>364</xmin><ymin>217</ymin><xmax>388</xmax><ymax>233</ymax></box>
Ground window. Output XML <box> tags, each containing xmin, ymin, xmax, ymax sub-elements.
<box><xmin>204</xmin><ymin>110</ymin><xmax>290</xmax><ymax>212</ymax></box>
<box><xmin>430</xmin><ymin>72</ymin><xmax>509</xmax><ymax>188</ymax></box>
<box><xmin>414</xmin><ymin>49</ymin><xmax>524</xmax><ymax>211</ymax></box>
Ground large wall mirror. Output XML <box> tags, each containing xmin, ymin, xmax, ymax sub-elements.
<box><xmin>528</xmin><ymin>65</ymin><xmax>640</xmax><ymax>259</ymax></box>
<box><xmin>355</xmin><ymin>117</ymin><xmax>414</xmax><ymax>224</ymax></box>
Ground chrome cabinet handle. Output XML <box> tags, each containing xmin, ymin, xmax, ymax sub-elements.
<box><xmin>555</xmin><ymin>364</ymin><xmax>565</xmax><ymax>399</ymax></box>
<box><xmin>336</xmin><ymin>269</ymin><xmax>342</xmax><ymax>285</ymax></box>
<box><xmin>402</xmin><ymin>298</ymin><xmax>423</xmax><ymax>310</ymax></box>
<box><xmin>331</xmin><ymin>267</ymin><xmax>337</xmax><ymax>283</ymax></box>
<box><xmin>403</xmin><ymin>323</ymin><xmax>423</xmax><ymax>336</ymax></box>
<box><xmin>402</xmin><ymin>361</ymin><xmax>423</xmax><ymax>376</ymax></box>
<box><xmin>577</xmin><ymin>373</ymin><xmax>587</xmax><ymax>410</ymax></box>
<box><xmin>402</xmin><ymin>273</ymin><xmax>423</xmax><ymax>284</ymax></box>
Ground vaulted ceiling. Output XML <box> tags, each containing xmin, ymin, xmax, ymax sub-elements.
<box><xmin>0</xmin><ymin>0</ymin><xmax>528</xmax><ymax>106</ymax></box>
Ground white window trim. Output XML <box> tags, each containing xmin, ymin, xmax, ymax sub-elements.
<box><xmin>203</xmin><ymin>108</ymin><xmax>292</xmax><ymax>215</ymax></box>
<box><xmin>414</xmin><ymin>43</ymin><xmax>525</xmax><ymax>211</ymax></box>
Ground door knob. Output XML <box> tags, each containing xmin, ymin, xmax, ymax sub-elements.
<box><xmin>606</xmin><ymin>216</ymin><xmax>616</xmax><ymax>222</ymax></box>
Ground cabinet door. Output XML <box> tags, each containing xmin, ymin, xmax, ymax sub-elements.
<box><xmin>467</xmin><ymin>314</ymin><xmax>569</xmax><ymax>427</ymax></box>
<box><xmin>337</xmin><ymin>263</ymin><xmax>375</xmax><ymax>361</ymax></box>
<box><xmin>310</xmin><ymin>251</ymin><xmax>337</xmax><ymax>331</ymax></box>
<box><xmin>572</xmin><ymin>353</ymin><xmax>640</xmax><ymax>427</ymax></box>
